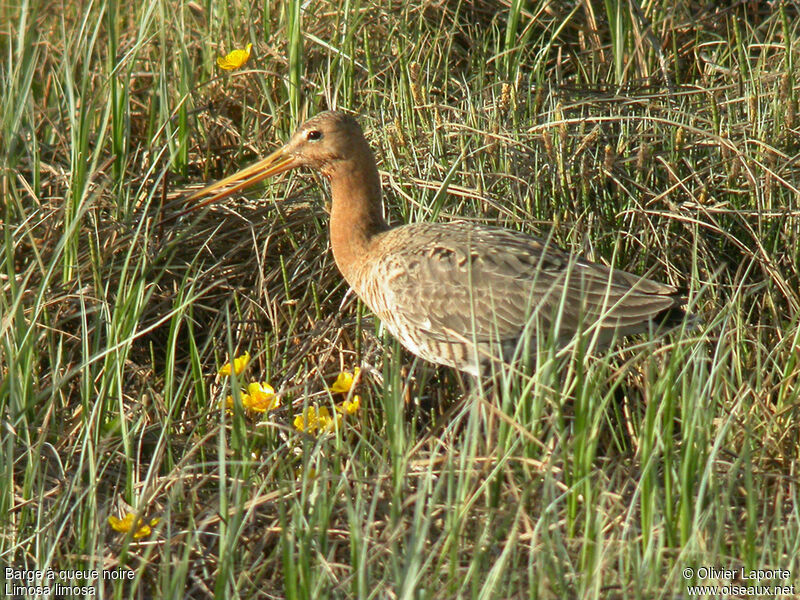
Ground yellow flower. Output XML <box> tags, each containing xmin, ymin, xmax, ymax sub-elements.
<box><xmin>336</xmin><ymin>394</ymin><xmax>361</xmax><ymax>415</ymax></box>
<box><xmin>243</xmin><ymin>382</ymin><xmax>279</xmax><ymax>412</ymax></box>
<box><xmin>295</xmin><ymin>465</ymin><xmax>318</xmax><ymax>480</ymax></box>
<box><xmin>108</xmin><ymin>513</ymin><xmax>160</xmax><ymax>539</ymax></box>
<box><xmin>293</xmin><ymin>405</ymin><xmax>340</xmax><ymax>435</ymax></box>
<box><xmin>330</xmin><ymin>367</ymin><xmax>360</xmax><ymax>394</ymax></box>
<box><xmin>217</xmin><ymin>43</ymin><xmax>252</xmax><ymax>70</ymax></box>
<box><xmin>224</xmin><ymin>382</ymin><xmax>279</xmax><ymax>413</ymax></box>
<box><xmin>218</xmin><ymin>351</ymin><xmax>250</xmax><ymax>376</ymax></box>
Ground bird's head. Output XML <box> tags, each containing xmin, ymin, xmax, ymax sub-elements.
<box><xmin>282</xmin><ymin>111</ymin><xmax>367</xmax><ymax>174</ymax></box>
<box><xmin>184</xmin><ymin>111</ymin><xmax>368</xmax><ymax>209</ymax></box>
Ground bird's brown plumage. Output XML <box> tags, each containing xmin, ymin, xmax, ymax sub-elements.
<box><xmin>187</xmin><ymin>110</ymin><xmax>688</xmax><ymax>375</ymax></box>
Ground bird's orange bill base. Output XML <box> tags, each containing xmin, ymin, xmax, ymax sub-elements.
<box><xmin>183</xmin><ymin>146</ymin><xmax>298</xmax><ymax>213</ymax></box>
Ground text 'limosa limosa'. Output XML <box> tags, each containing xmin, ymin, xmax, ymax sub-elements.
<box><xmin>186</xmin><ymin>111</ymin><xmax>690</xmax><ymax>376</ymax></box>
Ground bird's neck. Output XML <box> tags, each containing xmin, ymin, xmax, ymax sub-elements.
<box><xmin>327</xmin><ymin>156</ymin><xmax>389</xmax><ymax>284</ymax></box>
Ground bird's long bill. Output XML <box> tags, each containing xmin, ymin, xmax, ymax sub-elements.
<box><xmin>184</xmin><ymin>146</ymin><xmax>298</xmax><ymax>212</ymax></box>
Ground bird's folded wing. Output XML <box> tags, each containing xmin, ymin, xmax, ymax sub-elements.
<box><xmin>376</xmin><ymin>222</ymin><xmax>679</xmax><ymax>344</ymax></box>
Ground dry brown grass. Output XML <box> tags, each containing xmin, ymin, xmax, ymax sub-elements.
<box><xmin>3</xmin><ymin>1</ymin><xmax>800</xmax><ymax>597</ymax></box>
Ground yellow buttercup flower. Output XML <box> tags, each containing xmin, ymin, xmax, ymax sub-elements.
<box><xmin>293</xmin><ymin>405</ymin><xmax>340</xmax><ymax>435</ymax></box>
<box><xmin>218</xmin><ymin>351</ymin><xmax>250</xmax><ymax>376</ymax></box>
<box><xmin>336</xmin><ymin>395</ymin><xmax>361</xmax><ymax>415</ymax></box>
<box><xmin>295</xmin><ymin>465</ymin><xmax>318</xmax><ymax>480</ymax></box>
<box><xmin>330</xmin><ymin>367</ymin><xmax>360</xmax><ymax>394</ymax></box>
<box><xmin>108</xmin><ymin>512</ymin><xmax>160</xmax><ymax>539</ymax></box>
<box><xmin>224</xmin><ymin>382</ymin><xmax>279</xmax><ymax>413</ymax></box>
<box><xmin>244</xmin><ymin>382</ymin><xmax>280</xmax><ymax>412</ymax></box>
<box><xmin>217</xmin><ymin>43</ymin><xmax>252</xmax><ymax>70</ymax></box>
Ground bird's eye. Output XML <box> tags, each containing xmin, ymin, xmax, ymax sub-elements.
<box><xmin>306</xmin><ymin>130</ymin><xmax>322</xmax><ymax>141</ymax></box>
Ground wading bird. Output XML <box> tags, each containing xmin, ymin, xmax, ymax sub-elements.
<box><xmin>186</xmin><ymin>111</ymin><xmax>689</xmax><ymax>376</ymax></box>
